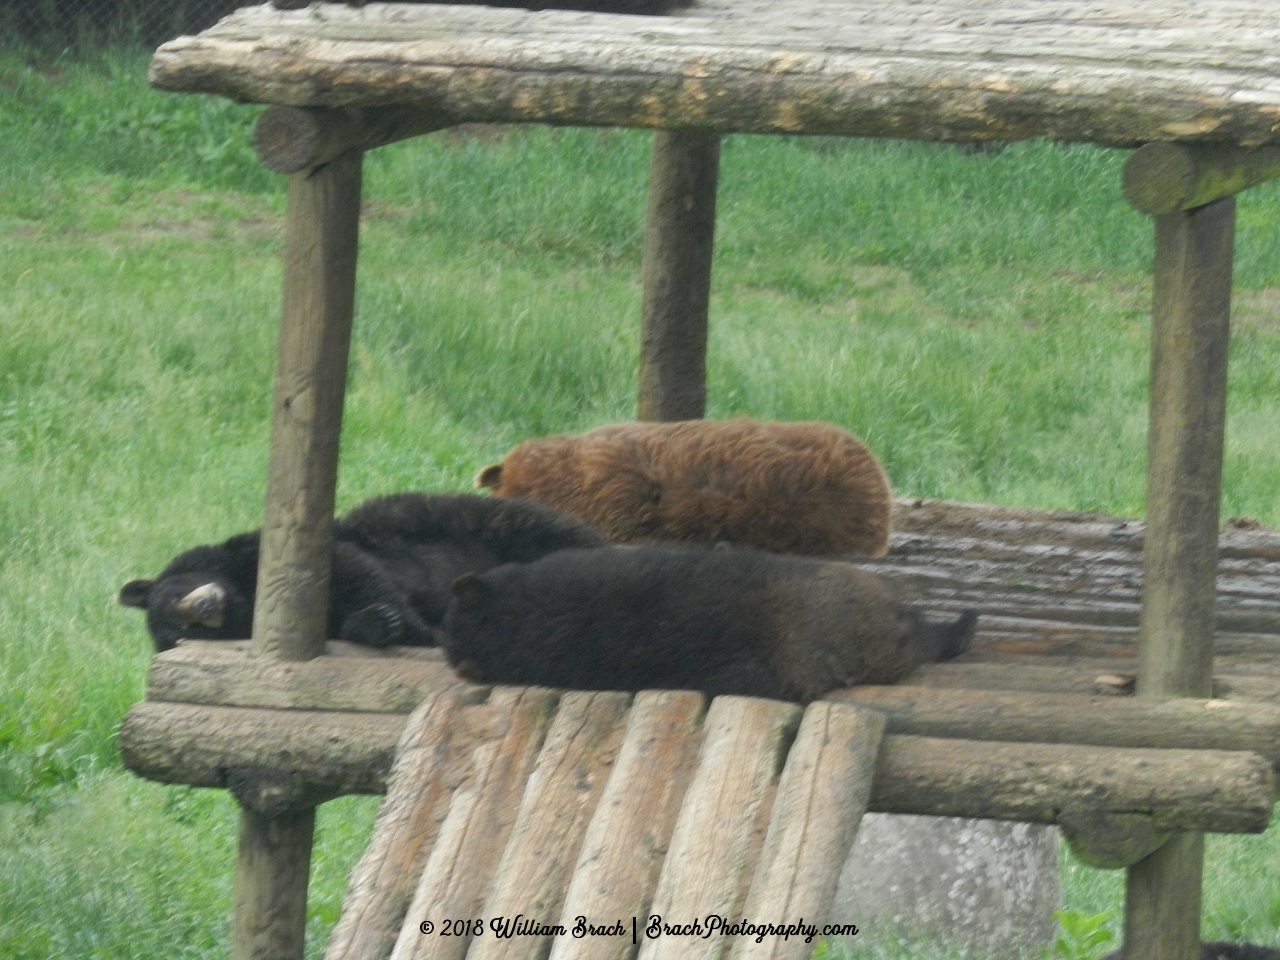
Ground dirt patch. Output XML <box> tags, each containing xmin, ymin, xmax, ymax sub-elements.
<box><xmin>1234</xmin><ymin>287</ymin><xmax>1280</xmax><ymax>331</ymax></box>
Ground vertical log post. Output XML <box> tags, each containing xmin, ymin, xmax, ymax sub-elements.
<box><xmin>232</xmin><ymin>146</ymin><xmax>364</xmax><ymax>960</ymax></box>
<box><xmin>1124</xmin><ymin>197</ymin><xmax>1234</xmax><ymax>960</ymax></box>
<box><xmin>637</xmin><ymin>130</ymin><xmax>720</xmax><ymax>422</ymax></box>
<box><xmin>252</xmin><ymin>148</ymin><xmax>362</xmax><ymax>662</ymax></box>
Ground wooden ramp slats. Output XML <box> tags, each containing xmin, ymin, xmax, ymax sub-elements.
<box><xmin>730</xmin><ymin>702</ymin><xmax>886</xmax><ymax>960</ymax></box>
<box><xmin>334</xmin><ymin>691</ymin><xmax>884</xmax><ymax>960</ymax></box>
<box><xmin>389</xmin><ymin>687</ymin><xmax>561</xmax><ymax>960</ymax></box>
<box><xmin>550</xmin><ymin>691</ymin><xmax>708</xmax><ymax>960</ymax></box>
<box><xmin>327</xmin><ymin>688</ymin><xmax>489</xmax><ymax>960</ymax></box>
<box><xmin>640</xmin><ymin>696</ymin><xmax>803</xmax><ymax>960</ymax></box>
<box><xmin>469</xmin><ymin>691</ymin><xmax>633</xmax><ymax>960</ymax></box>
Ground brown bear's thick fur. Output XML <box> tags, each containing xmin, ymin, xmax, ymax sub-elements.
<box><xmin>475</xmin><ymin>418</ymin><xmax>892</xmax><ymax>557</ymax></box>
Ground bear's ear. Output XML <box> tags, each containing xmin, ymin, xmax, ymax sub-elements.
<box><xmin>450</xmin><ymin>573</ymin><xmax>487</xmax><ymax>611</ymax></box>
<box><xmin>474</xmin><ymin>463</ymin><xmax>503</xmax><ymax>490</ymax></box>
<box><xmin>118</xmin><ymin>579</ymin><xmax>154</xmax><ymax>608</ymax></box>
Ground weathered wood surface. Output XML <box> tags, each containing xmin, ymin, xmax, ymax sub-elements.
<box><xmin>388</xmin><ymin>687</ymin><xmax>560</xmax><ymax>960</ymax></box>
<box><xmin>1139</xmin><ymin>197</ymin><xmax>1234</xmax><ymax>701</ymax></box>
<box><xmin>121</xmin><ymin>700</ymin><xmax>407</xmax><ymax>800</ymax></box>
<box><xmin>255</xmin><ymin>104</ymin><xmax>454</xmax><ymax>173</ymax></box>
<box><xmin>871</xmin><ymin>736</ymin><xmax>1273</xmax><ymax>834</ymax></box>
<box><xmin>639</xmin><ymin>696</ymin><xmax>802</xmax><ymax>960</ymax></box>
<box><xmin>470</xmin><ymin>691</ymin><xmax>632</xmax><ymax>960</ymax></box>
<box><xmin>1126</xmin><ymin>194</ymin><xmax>1234</xmax><ymax>960</ymax></box>
<box><xmin>326</xmin><ymin>690</ymin><xmax>489</xmax><ymax>960</ymax></box>
<box><xmin>902</xmin><ymin>660</ymin><xmax>1280</xmax><ymax>704</ymax></box>
<box><xmin>148</xmin><ymin>640</ymin><xmax>458</xmax><ymax>713</ymax></box>
<box><xmin>855</xmin><ymin>497</ymin><xmax>1280</xmax><ymax>664</ymax></box>
<box><xmin>1123</xmin><ymin>142</ymin><xmax>1280</xmax><ymax>215</ymax></box>
<box><xmin>730</xmin><ymin>703</ymin><xmax>885</xmax><ymax>960</ymax></box>
<box><xmin>550</xmin><ymin>691</ymin><xmax>707</xmax><ymax>960</ymax></box>
<box><xmin>836</xmin><ymin>686</ymin><xmax>1280</xmax><ymax>764</ymax></box>
<box><xmin>152</xmin><ymin>2</ymin><xmax>1280</xmax><ymax>147</ymax></box>
<box><xmin>1126</xmin><ymin>833</ymin><xmax>1207</xmax><ymax>960</ymax></box>
<box><xmin>637</xmin><ymin>130</ymin><xmax>718</xmax><ymax>422</ymax></box>
<box><xmin>252</xmin><ymin>149</ymin><xmax>361</xmax><ymax>662</ymax></box>
<box><xmin>233</xmin><ymin>807</ymin><xmax>315</xmax><ymax>960</ymax></box>
<box><xmin>1058</xmin><ymin>809</ymin><xmax>1168</xmax><ymax>870</ymax></box>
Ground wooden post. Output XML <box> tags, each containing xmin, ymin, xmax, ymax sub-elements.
<box><xmin>232</xmin><ymin>808</ymin><xmax>316</xmax><ymax>960</ymax></box>
<box><xmin>234</xmin><ymin>148</ymin><xmax>363</xmax><ymax>960</ymax></box>
<box><xmin>1125</xmin><ymin>197</ymin><xmax>1234</xmax><ymax>960</ymax></box>
<box><xmin>637</xmin><ymin>130</ymin><xmax>720</xmax><ymax>422</ymax></box>
<box><xmin>252</xmin><ymin>148</ymin><xmax>362</xmax><ymax>662</ymax></box>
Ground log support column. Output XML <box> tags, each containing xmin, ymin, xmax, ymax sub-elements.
<box><xmin>1124</xmin><ymin>195</ymin><xmax>1235</xmax><ymax>960</ymax></box>
<box><xmin>233</xmin><ymin>141</ymin><xmax>364</xmax><ymax>960</ymax></box>
<box><xmin>637</xmin><ymin>129</ymin><xmax>720</xmax><ymax>422</ymax></box>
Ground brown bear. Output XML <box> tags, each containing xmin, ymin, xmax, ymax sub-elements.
<box><xmin>475</xmin><ymin>418</ymin><xmax>892</xmax><ymax>556</ymax></box>
<box><xmin>442</xmin><ymin>544</ymin><xmax>975</xmax><ymax>702</ymax></box>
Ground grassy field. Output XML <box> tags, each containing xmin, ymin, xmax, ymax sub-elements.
<box><xmin>3</xmin><ymin>47</ymin><xmax>1280</xmax><ymax>959</ymax></box>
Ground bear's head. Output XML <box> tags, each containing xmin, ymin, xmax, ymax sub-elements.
<box><xmin>119</xmin><ymin>535</ymin><xmax>259</xmax><ymax>652</ymax></box>
<box><xmin>119</xmin><ymin>572</ymin><xmax>254</xmax><ymax>652</ymax></box>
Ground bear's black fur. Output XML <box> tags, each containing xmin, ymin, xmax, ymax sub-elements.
<box><xmin>1103</xmin><ymin>945</ymin><xmax>1280</xmax><ymax>960</ymax></box>
<box><xmin>120</xmin><ymin>493</ymin><xmax>607</xmax><ymax>652</ymax></box>
<box><xmin>442</xmin><ymin>544</ymin><xmax>975</xmax><ymax>702</ymax></box>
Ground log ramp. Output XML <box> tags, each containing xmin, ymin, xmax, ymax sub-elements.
<box><xmin>122</xmin><ymin>500</ymin><xmax>1280</xmax><ymax>958</ymax></box>
<box><xmin>133</xmin><ymin>3</ymin><xmax>1280</xmax><ymax>959</ymax></box>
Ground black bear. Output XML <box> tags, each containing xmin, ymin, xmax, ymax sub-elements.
<box><xmin>442</xmin><ymin>544</ymin><xmax>975</xmax><ymax>702</ymax></box>
<box><xmin>120</xmin><ymin>493</ymin><xmax>607</xmax><ymax>652</ymax></box>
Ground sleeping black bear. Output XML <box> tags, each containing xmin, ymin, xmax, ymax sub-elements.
<box><xmin>442</xmin><ymin>544</ymin><xmax>976</xmax><ymax>702</ymax></box>
<box><xmin>119</xmin><ymin>493</ymin><xmax>606</xmax><ymax>652</ymax></box>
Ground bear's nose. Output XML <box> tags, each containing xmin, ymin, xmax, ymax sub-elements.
<box><xmin>175</xmin><ymin>582</ymin><xmax>228</xmax><ymax>628</ymax></box>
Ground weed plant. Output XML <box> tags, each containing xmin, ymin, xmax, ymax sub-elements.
<box><xmin>3</xmin><ymin>48</ymin><xmax>1280</xmax><ymax>959</ymax></box>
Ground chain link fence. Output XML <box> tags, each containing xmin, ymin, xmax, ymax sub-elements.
<box><xmin>3</xmin><ymin>0</ymin><xmax>245</xmax><ymax>47</ymax></box>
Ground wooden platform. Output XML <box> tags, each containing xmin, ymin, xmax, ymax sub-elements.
<box><xmin>150</xmin><ymin>1</ymin><xmax>1280</xmax><ymax>146</ymax></box>
<box><xmin>119</xmin><ymin>498</ymin><xmax>1280</xmax><ymax>957</ymax></box>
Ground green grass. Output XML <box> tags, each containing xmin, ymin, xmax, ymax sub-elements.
<box><xmin>4</xmin><ymin>46</ymin><xmax>1280</xmax><ymax>960</ymax></box>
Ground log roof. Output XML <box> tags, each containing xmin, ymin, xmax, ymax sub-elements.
<box><xmin>151</xmin><ymin>1</ymin><xmax>1280</xmax><ymax>147</ymax></box>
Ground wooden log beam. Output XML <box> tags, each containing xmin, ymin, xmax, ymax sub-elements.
<box><xmin>637</xmin><ymin>129</ymin><xmax>719</xmax><ymax>422</ymax></box>
<box><xmin>121</xmin><ymin>701</ymin><xmax>1275</xmax><ymax>836</ymax></box>
<box><xmin>149</xmin><ymin>2</ymin><xmax>1280</xmax><ymax>148</ymax></box>
<box><xmin>254</xmin><ymin>105</ymin><xmax>454</xmax><ymax>174</ymax></box>
<box><xmin>1123</xmin><ymin>144</ymin><xmax>1280</xmax><ymax>216</ymax></box>
<box><xmin>551</xmin><ymin>691</ymin><xmax>707</xmax><ymax>960</ymax></box>
<box><xmin>253</xmin><ymin>148</ymin><xmax>362</xmax><ymax>663</ymax></box>
<box><xmin>146</xmin><ymin>641</ymin><xmax>461</xmax><ymax>713</ymax></box>
<box><xmin>640</xmin><ymin>697</ymin><xmax>803</xmax><ymax>960</ymax></box>
<box><xmin>470</xmin><ymin>691</ymin><xmax>633</xmax><ymax>960</ymax></box>
<box><xmin>388</xmin><ymin>688</ymin><xmax>559</xmax><ymax>960</ymax></box>
<box><xmin>325</xmin><ymin>689</ymin><xmax>501</xmax><ymax>960</ymax></box>
<box><xmin>120</xmin><ymin>701</ymin><xmax>407</xmax><ymax>801</ymax></box>
<box><xmin>903</xmin><ymin>660</ymin><xmax>1280</xmax><ymax>705</ymax></box>
<box><xmin>731</xmin><ymin>702</ymin><xmax>886</xmax><ymax>960</ymax></box>
<box><xmin>835</xmin><ymin>687</ymin><xmax>1280</xmax><ymax>766</ymax></box>
<box><xmin>871</xmin><ymin>736</ymin><xmax>1273</xmax><ymax>835</ymax></box>
<box><xmin>1058</xmin><ymin>810</ymin><xmax>1168</xmax><ymax>871</ymax></box>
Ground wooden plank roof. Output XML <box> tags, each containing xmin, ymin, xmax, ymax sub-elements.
<box><xmin>151</xmin><ymin>1</ymin><xmax>1280</xmax><ymax>146</ymax></box>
